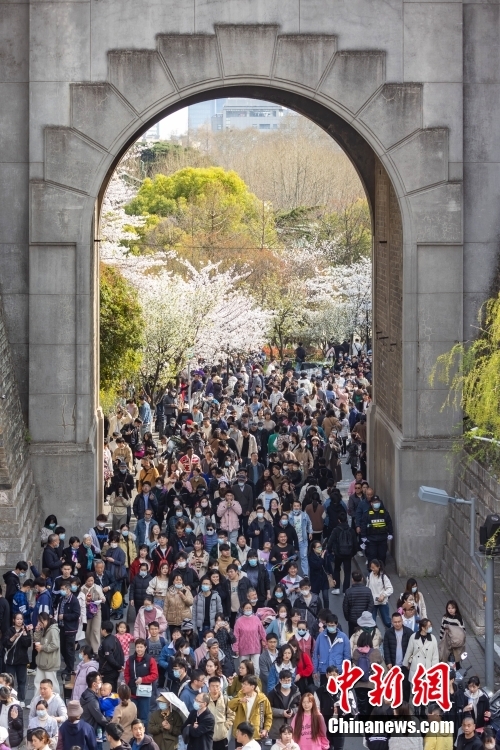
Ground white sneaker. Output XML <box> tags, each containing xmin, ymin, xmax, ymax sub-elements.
<box><xmin>27</xmin><ymin>669</ymin><xmax>36</xmax><ymax>675</ymax></box>
<box><xmin>19</xmin><ymin>702</ymin><xmax>25</xmax><ymax>709</ymax></box>
<box><xmin>331</xmin><ymin>588</ymin><xmax>341</xmax><ymax>595</ymax></box>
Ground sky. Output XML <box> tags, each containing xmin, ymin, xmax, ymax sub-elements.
<box><xmin>159</xmin><ymin>107</ymin><xmax>189</xmax><ymax>138</ymax></box>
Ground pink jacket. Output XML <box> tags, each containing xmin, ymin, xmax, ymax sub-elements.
<box><xmin>217</xmin><ymin>499</ymin><xmax>242</xmax><ymax>532</ymax></box>
<box><xmin>233</xmin><ymin>614</ymin><xmax>267</xmax><ymax>656</ymax></box>
<box><xmin>133</xmin><ymin>606</ymin><xmax>168</xmax><ymax>639</ymax></box>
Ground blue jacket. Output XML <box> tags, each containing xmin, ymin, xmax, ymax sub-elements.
<box><xmin>158</xmin><ymin>642</ymin><xmax>176</xmax><ymax>672</ymax></box>
<box><xmin>267</xmin><ymin>663</ymin><xmax>297</xmax><ymax>692</ymax></box>
<box><xmin>12</xmin><ymin>590</ymin><xmax>32</xmax><ymax>626</ymax></box>
<box><xmin>139</xmin><ymin>402</ymin><xmax>152</xmax><ymax>425</ymax></box>
<box><xmin>178</xmin><ymin>680</ymin><xmax>207</xmax><ymax>711</ymax></box>
<box><xmin>313</xmin><ymin>630</ymin><xmax>351</xmax><ymax>674</ymax></box>
<box><xmin>289</xmin><ymin>511</ymin><xmax>313</xmax><ymax>544</ymax></box>
<box><xmin>32</xmin><ymin>589</ymin><xmax>53</xmax><ymax>627</ymax></box>
<box><xmin>355</xmin><ymin>498</ymin><xmax>371</xmax><ymax>529</ymax></box>
<box><xmin>135</xmin><ymin>517</ymin><xmax>160</xmax><ymax>547</ymax></box>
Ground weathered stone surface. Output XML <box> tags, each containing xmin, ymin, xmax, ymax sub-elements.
<box><xmin>71</xmin><ymin>83</ymin><xmax>136</xmax><ymax>150</ymax></box>
<box><xmin>319</xmin><ymin>51</ymin><xmax>385</xmax><ymax>114</ymax></box>
<box><xmin>108</xmin><ymin>50</ymin><xmax>175</xmax><ymax>114</ymax></box>
<box><xmin>30</xmin><ymin>182</ymin><xmax>85</xmax><ymax>243</ymax></box>
<box><xmin>404</xmin><ymin>3</ymin><xmax>462</xmax><ymax>84</ymax></box>
<box><xmin>359</xmin><ymin>84</ymin><xmax>423</xmax><ymax>149</ymax></box>
<box><xmin>30</xmin><ymin>2</ymin><xmax>90</xmax><ymax>82</ymax></box>
<box><xmin>45</xmin><ymin>128</ymin><xmax>106</xmax><ymax>194</ymax></box>
<box><xmin>216</xmin><ymin>24</ymin><xmax>278</xmax><ymax>78</ymax></box>
<box><xmin>389</xmin><ymin>128</ymin><xmax>448</xmax><ymax>194</ymax></box>
<box><xmin>408</xmin><ymin>183</ymin><xmax>462</xmax><ymax>244</ymax></box>
<box><xmin>273</xmin><ymin>35</ymin><xmax>336</xmax><ymax>89</ymax></box>
<box><xmin>158</xmin><ymin>35</ymin><xmax>221</xmax><ymax>89</ymax></box>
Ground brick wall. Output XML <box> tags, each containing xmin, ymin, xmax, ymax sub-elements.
<box><xmin>0</xmin><ymin>300</ymin><xmax>41</xmax><ymax>567</ymax></box>
<box><xmin>373</xmin><ymin>160</ymin><xmax>403</xmax><ymax>430</ymax></box>
<box><xmin>441</xmin><ymin>455</ymin><xmax>500</xmax><ymax>634</ymax></box>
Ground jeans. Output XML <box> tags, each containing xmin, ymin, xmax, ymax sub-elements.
<box><xmin>132</xmin><ymin>696</ymin><xmax>151</xmax><ymax>728</ymax></box>
<box><xmin>6</xmin><ymin>664</ymin><xmax>27</xmax><ymax>701</ymax></box>
<box><xmin>373</xmin><ymin>603</ymin><xmax>391</xmax><ymax>628</ymax></box>
<box><xmin>298</xmin><ymin>540</ymin><xmax>309</xmax><ymax>576</ymax></box>
<box><xmin>228</xmin><ymin>529</ymin><xmax>238</xmax><ymax>545</ymax></box>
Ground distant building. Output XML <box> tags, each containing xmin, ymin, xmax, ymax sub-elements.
<box><xmin>216</xmin><ymin>98</ymin><xmax>288</xmax><ymax>131</ymax></box>
<box><xmin>188</xmin><ymin>99</ymin><xmax>227</xmax><ymax>131</ymax></box>
<box><xmin>140</xmin><ymin>122</ymin><xmax>160</xmax><ymax>141</ymax></box>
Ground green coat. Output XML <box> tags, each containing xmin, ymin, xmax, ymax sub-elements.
<box><xmin>149</xmin><ymin>708</ymin><xmax>184</xmax><ymax>750</ymax></box>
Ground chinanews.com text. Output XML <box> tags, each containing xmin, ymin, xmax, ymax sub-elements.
<box><xmin>328</xmin><ymin>717</ymin><xmax>455</xmax><ymax>737</ymax></box>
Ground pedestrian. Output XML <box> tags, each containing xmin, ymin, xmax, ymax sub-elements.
<box><xmin>438</xmin><ymin>600</ymin><xmax>466</xmax><ymax>668</ymax></box>
<box><xmin>267</xmin><ymin>668</ymin><xmax>300</xmax><ymax>740</ymax></box>
<box><xmin>360</xmin><ymin>495</ymin><xmax>393</xmax><ymax>566</ymax></box>
<box><xmin>149</xmin><ymin>691</ymin><xmax>184</xmax><ymax>750</ymax></box>
<box><xmin>80</xmin><ymin>573</ymin><xmax>106</xmax><ymax>654</ymax></box>
<box><xmin>57</xmin><ymin>699</ymin><xmax>97</xmax><ymax>750</ymax></box>
<box><xmin>124</xmin><ymin>638</ymin><xmax>159</xmax><ymax>728</ymax></box>
<box><xmin>205</xmin><ymin>675</ymin><xmax>234</xmax><ymax>750</ymax></box>
<box><xmin>403</xmin><ymin>619</ymin><xmax>439</xmax><ymax>685</ymax></box>
<box><xmin>342</xmin><ymin>571</ymin><xmax>373</xmax><ymax>637</ymax></box>
<box><xmin>367</xmin><ymin>559</ymin><xmax>393</xmax><ymax>629</ymax></box>
<box><xmin>227</xmin><ymin>676</ymin><xmax>272</xmax><ymax>743</ymax></box>
<box><xmin>312</xmin><ymin>614</ymin><xmax>350</xmax><ymax>685</ymax></box>
<box><xmin>55</xmin><ymin>578</ymin><xmax>81</xmax><ymax>681</ymax></box>
<box><xmin>327</xmin><ymin>511</ymin><xmax>357</xmax><ymax>595</ymax></box>
<box><xmin>33</xmin><ymin>613</ymin><xmax>61</xmax><ymax>695</ymax></box>
<box><xmin>351</xmin><ymin>632</ymin><xmax>386</xmax><ymax>715</ymax></box>
<box><xmin>181</xmin><ymin>693</ymin><xmax>214</xmax><ymax>750</ymax></box>
<box><xmin>98</xmin><ymin>621</ymin><xmax>125</xmax><ymax>692</ymax></box>
<box><xmin>233</xmin><ymin>602</ymin><xmax>267</xmax><ymax>675</ymax></box>
<box><xmin>72</xmin><ymin>645</ymin><xmax>99</xmax><ymax>703</ymax></box>
<box><xmin>291</xmin><ymin>693</ymin><xmax>328</xmax><ymax>750</ymax></box>
<box><xmin>79</xmin><ymin>671</ymin><xmax>109</xmax><ymax>739</ymax></box>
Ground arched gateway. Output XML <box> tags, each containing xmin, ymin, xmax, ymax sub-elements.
<box><xmin>2</xmin><ymin>4</ymin><xmax>485</xmax><ymax>576</ymax></box>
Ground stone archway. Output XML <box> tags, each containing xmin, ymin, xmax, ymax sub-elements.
<box><xmin>27</xmin><ymin>26</ymin><xmax>462</xmax><ymax>575</ymax></box>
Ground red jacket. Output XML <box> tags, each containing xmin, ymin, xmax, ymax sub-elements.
<box><xmin>129</xmin><ymin>558</ymin><xmax>152</xmax><ymax>582</ymax></box>
<box><xmin>124</xmin><ymin>654</ymin><xmax>158</xmax><ymax>688</ymax></box>
<box><xmin>296</xmin><ymin>650</ymin><xmax>314</xmax><ymax>678</ymax></box>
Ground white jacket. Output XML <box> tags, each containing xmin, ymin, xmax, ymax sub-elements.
<box><xmin>403</xmin><ymin>633</ymin><xmax>439</xmax><ymax>679</ymax></box>
<box><xmin>236</xmin><ymin>433</ymin><xmax>258</xmax><ymax>456</ymax></box>
<box><xmin>368</xmin><ymin>571</ymin><xmax>394</xmax><ymax>605</ymax></box>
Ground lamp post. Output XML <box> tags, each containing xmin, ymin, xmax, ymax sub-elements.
<box><xmin>418</xmin><ymin>486</ymin><xmax>495</xmax><ymax>692</ymax></box>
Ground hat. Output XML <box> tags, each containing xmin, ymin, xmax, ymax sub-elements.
<box><xmin>67</xmin><ymin>701</ymin><xmax>83</xmax><ymax>720</ymax></box>
<box><xmin>311</xmin><ymin>436</ymin><xmax>320</xmax><ymax>442</ymax></box>
<box><xmin>181</xmin><ymin>618</ymin><xmax>194</xmax><ymax>631</ymax></box>
<box><xmin>186</xmin><ymin>419</ymin><xmax>193</xmax><ymax>425</ymax></box>
<box><xmin>0</xmin><ymin>729</ymin><xmax>7</xmax><ymax>744</ymax></box>
<box><xmin>206</xmin><ymin>638</ymin><xmax>218</xmax><ymax>647</ymax></box>
<box><xmin>357</xmin><ymin>611</ymin><xmax>376</xmax><ymax>628</ymax></box>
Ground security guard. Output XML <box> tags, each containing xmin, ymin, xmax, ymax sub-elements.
<box><xmin>360</xmin><ymin>494</ymin><xmax>393</xmax><ymax>566</ymax></box>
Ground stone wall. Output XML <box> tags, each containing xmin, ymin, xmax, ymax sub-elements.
<box><xmin>373</xmin><ymin>161</ymin><xmax>403</xmax><ymax>431</ymax></box>
<box><xmin>441</xmin><ymin>455</ymin><xmax>500</xmax><ymax>634</ymax></box>
<box><xmin>0</xmin><ymin>300</ymin><xmax>41</xmax><ymax>568</ymax></box>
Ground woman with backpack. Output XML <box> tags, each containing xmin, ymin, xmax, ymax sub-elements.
<box><xmin>327</xmin><ymin>511</ymin><xmax>357</xmax><ymax>595</ymax></box>
<box><xmin>351</xmin><ymin>632</ymin><xmax>386</xmax><ymax>716</ymax></box>
<box><xmin>439</xmin><ymin>600</ymin><xmax>466</xmax><ymax>668</ymax></box>
<box><xmin>367</xmin><ymin>559</ymin><xmax>394</xmax><ymax>629</ymax></box>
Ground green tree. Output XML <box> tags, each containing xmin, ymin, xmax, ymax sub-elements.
<box><xmin>99</xmin><ymin>263</ymin><xmax>144</xmax><ymax>391</ymax></box>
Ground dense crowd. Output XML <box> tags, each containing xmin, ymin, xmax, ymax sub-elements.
<box><xmin>0</xmin><ymin>347</ymin><xmax>495</xmax><ymax>750</ymax></box>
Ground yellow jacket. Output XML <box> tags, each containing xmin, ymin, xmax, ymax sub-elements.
<box><xmin>228</xmin><ymin>689</ymin><xmax>272</xmax><ymax>738</ymax></box>
<box><xmin>424</xmin><ymin>734</ymin><xmax>454</xmax><ymax>750</ymax></box>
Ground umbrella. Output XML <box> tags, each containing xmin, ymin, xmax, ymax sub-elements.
<box><xmin>159</xmin><ymin>691</ymin><xmax>189</xmax><ymax>719</ymax></box>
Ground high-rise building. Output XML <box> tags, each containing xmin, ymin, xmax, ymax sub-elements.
<box><xmin>140</xmin><ymin>122</ymin><xmax>160</xmax><ymax>141</ymax></box>
<box><xmin>214</xmin><ymin>98</ymin><xmax>290</xmax><ymax>132</ymax></box>
<box><xmin>188</xmin><ymin>99</ymin><xmax>227</xmax><ymax>131</ymax></box>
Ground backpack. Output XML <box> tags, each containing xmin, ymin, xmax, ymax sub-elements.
<box><xmin>337</xmin><ymin>527</ymin><xmax>353</xmax><ymax>556</ymax></box>
<box><xmin>357</xmin><ymin>650</ymin><xmax>372</xmax><ymax>681</ymax></box>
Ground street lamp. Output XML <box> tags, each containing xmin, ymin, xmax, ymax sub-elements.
<box><xmin>418</xmin><ymin>486</ymin><xmax>495</xmax><ymax>692</ymax></box>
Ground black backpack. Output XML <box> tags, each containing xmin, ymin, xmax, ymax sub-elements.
<box><xmin>338</xmin><ymin>526</ymin><xmax>353</xmax><ymax>556</ymax></box>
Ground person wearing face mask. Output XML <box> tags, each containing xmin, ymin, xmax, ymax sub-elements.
<box><xmin>312</xmin><ymin>614</ymin><xmax>350</xmax><ymax>685</ymax></box>
<box><xmin>241</xmin><ymin>552</ymin><xmax>271</xmax><ymax>608</ymax></box>
<box><xmin>293</xmin><ymin>580</ymin><xmax>321</xmax><ymax>633</ymax></box>
<box><xmin>171</xmin><ymin>554</ymin><xmax>200</xmax><ymax>596</ymax></box>
<box><xmin>208</xmin><ymin>530</ymin><xmax>239</xmax><ymax>562</ymax></box>
<box><xmin>149</xmin><ymin>692</ymin><xmax>184</xmax><ymax>750</ymax></box>
<box><xmin>360</xmin><ymin>495</ymin><xmax>393</xmax><ymax>568</ymax></box>
<box><xmin>133</xmin><ymin>597</ymin><xmax>167</xmax><ymax>640</ymax></box>
<box><xmin>27</xmin><ymin>700</ymin><xmax>59</xmax><ymax>749</ymax></box>
<box><xmin>293</xmin><ymin>439</ymin><xmax>313</xmax><ymax>475</ymax></box>
<box><xmin>478</xmin><ymin>727</ymin><xmax>497</xmax><ymax>750</ymax></box>
<box><xmin>400</xmin><ymin>578</ymin><xmax>427</xmax><ymax>620</ymax></box>
<box><xmin>3</xmin><ymin>613</ymin><xmax>32</xmax><ymax>707</ymax></box>
<box><xmin>233</xmin><ymin>604</ymin><xmax>267</xmax><ymax>675</ymax></box>
<box><xmin>181</xmin><ymin>692</ymin><xmax>214</xmax><ymax>750</ymax></box>
<box><xmin>71</xmin><ymin>645</ymin><xmax>99</xmax><ymax>703</ymax></box>
<box><xmin>267</xmin><ymin>669</ymin><xmax>301</xmax><ymax>741</ymax></box>
<box><xmin>217</xmin><ymin>492</ymin><xmax>243</xmax><ymax>546</ymax></box>
<box><xmin>107</xmin><ymin>468</ymin><xmax>134</xmax><ymax>531</ymax></box>
<box><xmin>88</xmin><ymin>515</ymin><xmax>111</xmax><ymax>554</ymax></box>
<box><xmin>129</xmin><ymin>564</ymin><xmax>154</xmax><ymax>617</ymax></box>
<box><xmin>55</xmin><ymin>580</ymin><xmax>81</xmax><ymax>681</ymax></box>
<box><xmin>247</xmin><ymin>505</ymin><xmax>275</xmax><ymax>551</ymax></box>
<box><xmin>402</xmin><ymin>618</ymin><xmax>439</xmax><ymax>685</ymax></box>
<box><xmin>103</xmin><ymin>532</ymin><xmax>127</xmax><ymax>588</ymax></box>
<box><xmin>124</xmin><ymin>640</ymin><xmax>159</xmax><ymax>727</ymax></box>
<box><xmin>192</xmin><ymin>579</ymin><xmax>223</xmax><ymax>638</ymax></box>
<box><xmin>164</xmin><ymin>575</ymin><xmax>194</xmax><ymax>632</ymax></box>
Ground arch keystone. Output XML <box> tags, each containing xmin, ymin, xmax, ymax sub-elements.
<box><xmin>108</xmin><ymin>50</ymin><xmax>176</xmax><ymax>115</ymax></box>
<box><xmin>71</xmin><ymin>83</ymin><xmax>137</xmax><ymax>150</ymax></box>
<box><xmin>45</xmin><ymin>128</ymin><xmax>106</xmax><ymax>195</ymax></box>
<box><xmin>358</xmin><ymin>83</ymin><xmax>422</xmax><ymax>150</ymax></box>
<box><xmin>319</xmin><ymin>50</ymin><xmax>385</xmax><ymax>115</ymax></box>
<box><xmin>157</xmin><ymin>35</ymin><xmax>221</xmax><ymax>90</ymax></box>
<box><xmin>215</xmin><ymin>24</ymin><xmax>278</xmax><ymax>79</ymax></box>
<box><xmin>389</xmin><ymin>128</ymin><xmax>448</xmax><ymax>194</ymax></box>
<box><xmin>273</xmin><ymin>35</ymin><xmax>336</xmax><ymax>90</ymax></box>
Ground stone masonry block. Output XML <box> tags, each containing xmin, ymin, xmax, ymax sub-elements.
<box><xmin>319</xmin><ymin>51</ymin><xmax>385</xmax><ymax>115</ymax></box>
<box><xmin>389</xmin><ymin>128</ymin><xmax>448</xmax><ymax>194</ymax></box>
<box><xmin>359</xmin><ymin>84</ymin><xmax>423</xmax><ymax>149</ymax></box>
<box><xmin>158</xmin><ymin>35</ymin><xmax>221</xmax><ymax>89</ymax></box>
<box><xmin>216</xmin><ymin>24</ymin><xmax>278</xmax><ymax>78</ymax></box>
<box><xmin>108</xmin><ymin>50</ymin><xmax>175</xmax><ymax>114</ymax></box>
<box><xmin>45</xmin><ymin>128</ymin><xmax>106</xmax><ymax>194</ymax></box>
<box><xmin>408</xmin><ymin>183</ymin><xmax>462</xmax><ymax>244</ymax></box>
<box><xmin>71</xmin><ymin>83</ymin><xmax>136</xmax><ymax>150</ymax></box>
<box><xmin>30</xmin><ymin>182</ymin><xmax>85</xmax><ymax>243</ymax></box>
<box><xmin>273</xmin><ymin>35</ymin><xmax>336</xmax><ymax>90</ymax></box>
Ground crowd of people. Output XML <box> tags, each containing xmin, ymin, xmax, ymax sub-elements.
<box><xmin>0</xmin><ymin>347</ymin><xmax>496</xmax><ymax>750</ymax></box>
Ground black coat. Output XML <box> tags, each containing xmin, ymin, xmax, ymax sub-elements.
<box><xmin>0</xmin><ymin>597</ymin><xmax>10</xmax><ymax>638</ymax></box>
<box><xmin>3</xmin><ymin>572</ymin><xmax>21</xmax><ymax>606</ymax></box>
<box><xmin>128</xmin><ymin>573</ymin><xmax>153</xmax><ymax>609</ymax></box>
<box><xmin>327</xmin><ymin>522</ymin><xmax>358</xmax><ymax>557</ymax></box>
<box><xmin>98</xmin><ymin>633</ymin><xmax>125</xmax><ymax>677</ymax></box>
<box><xmin>382</xmin><ymin>626</ymin><xmax>413</xmax><ymax>667</ymax></box>
<box><xmin>56</xmin><ymin>593</ymin><xmax>81</xmax><ymax>632</ymax></box>
<box><xmin>80</xmin><ymin>688</ymin><xmax>109</xmax><ymax>731</ymax></box>
<box><xmin>342</xmin><ymin>583</ymin><xmax>374</xmax><ymax>624</ymax></box>
<box><xmin>240</xmin><ymin>561</ymin><xmax>270</xmax><ymax>605</ymax></box>
<box><xmin>42</xmin><ymin>545</ymin><xmax>64</xmax><ymax>575</ymax></box>
<box><xmin>182</xmin><ymin>708</ymin><xmax>215</xmax><ymax>750</ymax></box>
<box><xmin>3</xmin><ymin>626</ymin><xmax>32</xmax><ymax>666</ymax></box>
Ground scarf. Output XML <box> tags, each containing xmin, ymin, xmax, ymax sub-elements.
<box><xmin>84</xmin><ymin>545</ymin><xmax>94</xmax><ymax>570</ymax></box>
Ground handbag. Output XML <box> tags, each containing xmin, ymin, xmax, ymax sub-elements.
<box><xmin>136</xmin><ymin>684</ymin><xmax>152</xmax><ymax>697</ymax></box>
